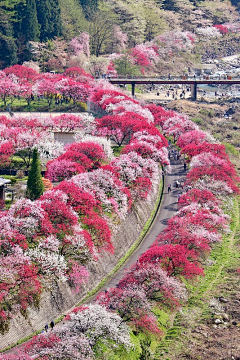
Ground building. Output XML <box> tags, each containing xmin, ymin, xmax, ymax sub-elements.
<box><xmin>0</xmin><ymin>177</ymin><xmax>11</xmax><ymax>201</ymax></box>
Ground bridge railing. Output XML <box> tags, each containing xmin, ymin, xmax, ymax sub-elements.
<box><xmin>104</xmin><ymin>74</ymin><xmax>240</xmax><ymax>81</ymax></box>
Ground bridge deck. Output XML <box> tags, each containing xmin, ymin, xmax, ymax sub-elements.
<box><xmin>108</xmin><ymin>77</ymin><xmax>240</xmax><ymax>100</ymax></box>
<box><xmin>109</xmin><ymin>78</ymin><xmax>240</xmax><ymax>85</ymax></box>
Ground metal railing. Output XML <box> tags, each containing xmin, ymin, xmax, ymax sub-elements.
<box><xmin>105</xmin><ymin>74</ymin><xmax>240</xmax><ymax>81</ymax></box>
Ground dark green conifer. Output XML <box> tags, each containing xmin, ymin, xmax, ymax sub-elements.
<box><xmin>26</xmin><ymin>148</ymin><xmax>44</xmax><ymax>200</ymax></box>
<box><xmin>79</xmin><ymin>0</ymin><xmax>98</xmax><ymax>16</ymax></box>
<box><xmin>49</xmin><ymin>0</ymin><xmax>62</xmax><ymax>38</ymax></box>
<box><xmin>21</xmin><ymin>0</ymin><xmax>40</xmax><ymax>41</ymax></box>
<box><xmin>162</xmin><ymin>0</ymin><xmax>178</xmax><ymax>10</ymax></box>
<box><xmin>0</xmin><ymin>5</ymin><xmax>18</xmax><ymax>67</ymax></box>
<box><xmin>36</xmin><ymin>0</ymin><xmax>61</xmax><ymax>41</ymax></box>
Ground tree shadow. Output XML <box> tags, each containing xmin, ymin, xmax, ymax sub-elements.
<box><xmin>160</xmin><ymin>218</ymin><xmax>169</xmax><ymax>225</ymax></box>
<box><xmin>163</xmin><ymin>202</ymin><xmax>177</xmax><ymax>212</ymax></box>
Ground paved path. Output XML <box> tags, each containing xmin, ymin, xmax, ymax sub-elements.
<box><xmin>99</xmin><ymin>153</ymin><xmax>187</xmax><ymax>292</ymax></box>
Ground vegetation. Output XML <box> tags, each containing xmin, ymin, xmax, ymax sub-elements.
<box><xmin>0</xmin><ymin>0</ymin><xmax>239</xmax><ymax>356</ymax></box>
<box><xmin>26</xmin><ymin>148</ymin><xmax>44</xmax><ymax>200</ymax></box>
<box><xmin>154</xmin><ymin>196</ymin><xmax>240</xmax><ymax>359</ymax></box>
<box><xmin>0</xmin><ymin>0</ymin><xmax>239</xmax><ymax>68</ymax></box>
<box><xmin>0</xmin><ymin>97</ymin><xmax>87</xmax><ymax>112</ymax></box>
<box><xmin>0</xmin><ymin>0</ymin><xmax>61</xmax><ymax>67</ymax></box>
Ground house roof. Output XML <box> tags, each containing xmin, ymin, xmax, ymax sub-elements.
<box><xmin>0</xmin><ymin>178</ymin><xmax>11</xmax><ymax>187</ymax></box>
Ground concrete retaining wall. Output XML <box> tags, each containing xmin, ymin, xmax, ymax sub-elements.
<box><xmin>0</xmin><ymin>178</ymin><xmax>160</xmax><ymax>350</ymax></box>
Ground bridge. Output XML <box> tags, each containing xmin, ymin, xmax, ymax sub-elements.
<box><xmin>108</xmin><ymin>76</ymin><xmax>240</xmax><ymax>100</ymax></box>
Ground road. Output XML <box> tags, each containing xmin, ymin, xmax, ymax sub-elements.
<box><xmin>99</xmin><ymin>153</ymin><xmax>187</xmax><ymax>292</ymax></box>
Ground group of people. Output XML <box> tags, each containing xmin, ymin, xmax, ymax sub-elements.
<box><xmin>167</xmin><ymin>179</ymin><xmax>183</xmax><ymax>192</ymax></box>
<box><xmin>167</xmin><ymin>143</ymin><xmax>187</xmax><ymax>203</ymax></box>
<box><xmin>167</xmin><ymin>182</ymin><xmax>182</xmax><ymax>202</ymax></box>
<box><xmin>165</xmin><ymin>83</ymin><xmax>190</xmax><ymax>100</ymax></box>
<box><xmin>168</xmin><ymin>148</ymin><xmax>180</xmax><ymax>161</ymax></box>
<box><xmin>44</xmin><ymin>320</ymin><xmax>55</xmax><ymax>332</ymax></box>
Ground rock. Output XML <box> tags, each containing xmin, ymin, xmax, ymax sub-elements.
<box><xmin>219</xmin><ymin>297</ymin><xmax>228</xmax><ymax>303</ymax></box>
<box><xmin>225</xmin><ymin>107</ymin><xmax>235</xmax><ymax>116</ymax></box>
<box><xmin>222</xmin><ymin>325</ymin><xmax>227</xmax><ymax>329</ymax></box>
<box><xmin>214</xmin><ymin>319</ymin><xmax>222</xmax><ymax>324</ymax></box>
<box><xmin>194</xmin><ymin>328</ymin><xmax>201</xmax><ymax>333</ymax></box>
<box><xmin>222</xmin><ymin>313</ymin><xmax>229</xmax><ymax>322</ymax></box>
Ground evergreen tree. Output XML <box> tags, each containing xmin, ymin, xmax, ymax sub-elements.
<box><xmin>0</xmin><ymin>33</ymin><xmax>18</xmax><ymax>68</ymax></box>
<box><xmin>49</xmin><ymin>0</ymin><xmax>62</xmax><ymax>38</ymax></box>
<box><xmin>36</xmin><ymin>0</ymin><xmax>50</xmax><ymax>41</ymax></box>
<box><xmin>162</xmin><ymin>0</ymin><xmax>178</xmax><ymax>11</ymax></box>
<box><xmin>21</xmin><ymin>0</ymin><xmax>40</xmax><ymax>41</ymax></box>
<box><xmin>36</xmin><ymin>0</ymin><xmax>61</xmax><ymax>41</ymax></box>
<box><xmin>0</xmin><ymin>3</ymin><xmax>18</xmax><ymax>67</ymax></box>
<box><xmin>26</xmin><ymin>148</ymin><xmax>44</xmax><ymax>200</ymax></box>
<box><xmin>79</xmin><ymin>0</ymin><xmax>98</xmax><ymax>17</ymax></box>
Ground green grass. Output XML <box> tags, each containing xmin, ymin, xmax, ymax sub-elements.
<box><xmin>192</xmin><ymin>117</ymin><xmax>203</xmax><ymax>125</ymax></box>
<box><xmin>102</xmin><ymin>308</ymin><xmax>173</xmax><ymax>359</ymax></box>
<box><xmin>199</xmin><ymin>108</ymin><xmax>215</xmax><ymax>117</ymax></box>
<box><xmin>223</xmin><ymin>142</ymin><xmax>240</xmax><ymax>158</ymax></box>
<box><xmin>2</xmin><ymin>175</ymin><xmax>28</xmax><ymax>183</ymax></box>
<box><xmin>0</xmin><ymin>97</ymin><xmax>87</xmax><ymax>113</ymax></box>
<box><xmin>112</xmin><ymin>145</ymin><xmax>124</xmax><ymax>157</ymax></box>
<box><xmin>125</xmin><ymin>84</ymin><xmax>142</xmax><ymax>93</ymax></box>
<box><xmin>2</xmin><ymin>175</ymin><xmax>17</xmax><ymax>184</ymax></box>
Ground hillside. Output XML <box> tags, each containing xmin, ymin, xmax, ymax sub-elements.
<box><xmin>0</xmin><ymin>68</ymin><xmax>239</xmax><ymax>359</ymax></box>
<box><xmin>0</xmin><ymin>0</ymin><xmax>239</xmax><ymax>72</ymax></box>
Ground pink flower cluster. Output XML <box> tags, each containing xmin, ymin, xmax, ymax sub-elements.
<box><xmin>0</xmin><ymin>65</ymin><xmax>92</xmax><ymax>107</ymax></box>
<box><xmin>2</xmin><ymin>67</ymin><xmax>239</xmax><ymax>357</ymax></box>
<box><xmin>0</xmin><ymin>75</ymin><xmax>169</xmax><ymax>335</ymax></box>
<box><xmin>93</xmin><ymin>98</ymin><xmax>239</xmax><ymax>341</ymax></box>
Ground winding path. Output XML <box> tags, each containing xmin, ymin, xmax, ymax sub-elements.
<box><xmin>99</xmin><ymin>153</ymin><xmax>187</xmax><ymax>292</ymax></box>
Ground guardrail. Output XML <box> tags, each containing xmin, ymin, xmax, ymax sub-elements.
<box><xmin>98</xmin><ymin>75</ymin><xmax>240</xmax><ymax>81</ymax></box>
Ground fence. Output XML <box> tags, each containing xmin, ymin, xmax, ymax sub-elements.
<box><xmin>87</xmin><ymin>100</ymin><xmax>108</xmax><ymax>118</ymax></box>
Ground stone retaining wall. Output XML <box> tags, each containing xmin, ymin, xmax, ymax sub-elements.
<box><xmin>0</xmin><ymin>178</ymin><xmax>160</xmax><ymax>350</ymax></box>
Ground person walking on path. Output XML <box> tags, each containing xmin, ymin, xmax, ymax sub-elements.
<box><xmin>168</xmin><ymin>184</ymin><xmax>171</xmax><ymax>193</ymax></box>
<box><xmin>44</xmin><ymin>324</ymin><xmax>48</xmax><ymax>332</ymax></box>
<box><xmin>184</xmin><ymin>162</ymin><xmax>187</xmax><ymax>171</ymax></box>
<box><xmin>50</xmin><ymin>320</ymin><xmax>55</xmax><ymax>330</ymax></box>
